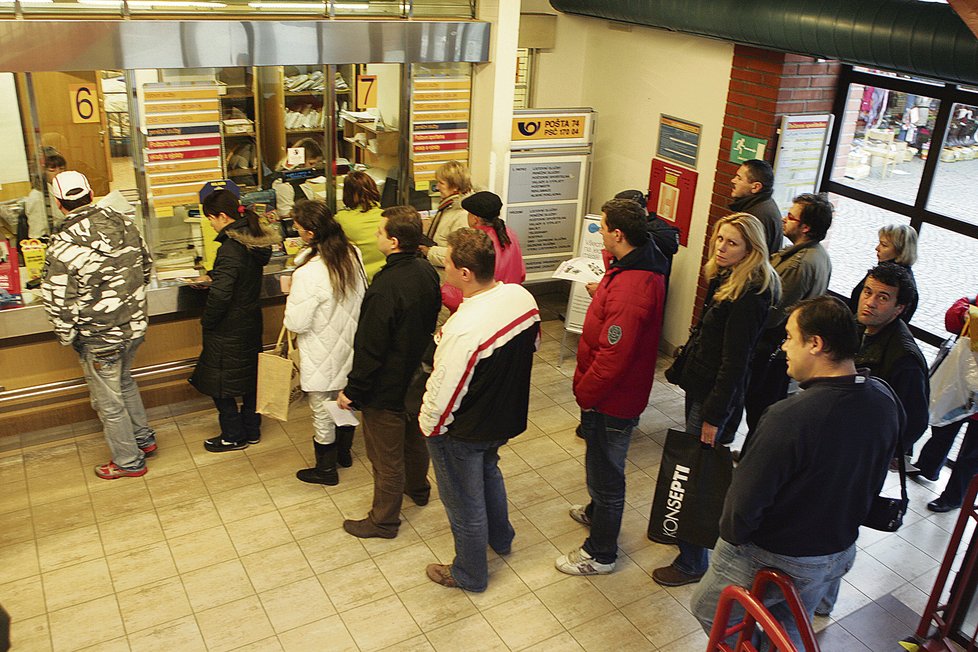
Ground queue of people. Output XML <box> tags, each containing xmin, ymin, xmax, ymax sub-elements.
<box><xmin>38</xmin><ymin>158</ymin><xmax>976</xmax><ymax>649</ymax></box>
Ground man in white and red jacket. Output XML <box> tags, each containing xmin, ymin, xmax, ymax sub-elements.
<box><xmin>556</xmin><ymin>198</ymin><xmax>668</xmax><ymax>576</ymax></box>
<box><xmin>420</xmin><ymin>228</ymin><xmax>540</xmax><ymax>592</ymax></box>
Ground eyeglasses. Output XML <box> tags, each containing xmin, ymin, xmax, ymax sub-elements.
<box><xmin>784</xmin><ymin>213</ymin><xmax>801</xmax><ymax>223</ymax></box>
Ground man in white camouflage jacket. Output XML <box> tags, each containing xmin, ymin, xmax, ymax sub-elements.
<box><xmin>42</xmin><ymin>171</ymin><xmax>157</xmax><ymax>479</ymax></box>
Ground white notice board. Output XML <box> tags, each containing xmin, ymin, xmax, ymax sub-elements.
<box><xmin>563</xmin><ymin>214</ymin><xmax>604</xmax><ymax>335</ymax></box>
<box><xmin>772</xmin><ymin>114</ymin><xmax>834</xmax><ymax>214</ymax></box>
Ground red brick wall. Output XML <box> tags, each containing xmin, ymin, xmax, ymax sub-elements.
<box><xmin>691</xmin><ymin>46</ymin><xmax>841</xmax><ymax>323</ymax></box>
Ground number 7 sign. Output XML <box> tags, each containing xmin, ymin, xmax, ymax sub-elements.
<box><xmin>69</xmin><ymin>84</ymin><xmax>100</xmax><ymax>124</ymax></box>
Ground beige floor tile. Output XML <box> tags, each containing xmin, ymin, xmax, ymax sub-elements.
<box><xmin>372</xmin><ymin>542</ymin><xmax>440</xmax><ymax>592</ymax></box>
<box><xmin>0</xmin><ymin>453</ymin><xmax>26</xmax><ymax>484</ymax></box>
<box><xmin>196</xmin><ymin>595</ymin><xmax>275</xmax><ymax>652</ymax></box>
<box><xmin>199</xmin><ymin>456</ymin><xmax>261</xmax><ymax>494</ymax></box>
<box><xmin>167</xmin><ymin>524</ymin><xmax>237</xmax><ymax>573</ymax></box>
<box><xmin>42</xmin><ymin>558</ymin><xmax>113</xmax><ymax>612</ymax></box>
<box><xmin>628</xmin><ymin>541</ymin><xmax>682</xmax><ymax>576</ymax></box>
<box><xmin>278</xmin><ymin>496</ymin><xmax>345</xmax><ymax>540</ymax></box>
<box><xmin>145</xmin><ymin>468</ymin><xmax>207</xmax><ymax>508</ymax></box>
<box><xmin>247</xmin><ymin>446</ymin><xmax>307</xmax><ymax>481</ymax></box>
<box><xmin>116</xmin><ymin>576</ymin><xmax>193</xmax><ymax>634</ymax></box>
<box><xmin>571</xmin><ymin>611</ymin><xmax>656</xmax><ymax>652</ymax></box>
<box><xmin>98</xmin><ymin>511</ymin><xmax>166</xmax><ymax>556</ymax></box>
<box><xmin>225</xmin><ymin>510</ymin><xmax>294</xmax><ymax>556</ymax></box>
<box><xmin>240</xmin><ymin>541</ymin><xmax>314</xmax><ymax>593</ymax></box>
<box><xmin>0</xmin><ymin>483</ymin><xmax>29</xmax><ymax>516</ymax></box>
<box><xmin>34</xmin><ymin>525</ymin><xmax>104</xmax><ymax>575</ymax></box>
<box><xmin>505</xmin><ymin>470</ymin><xmax>562</xmax><ymax>509</ymax></box>
<box><xmin>76</xmin><ymin>636</ymin><xmax>133</xmax><ymax>652</ymax></box>
<box><xmin>276</xmin><ymin>615</ymin><xmax>358</xmax><ymax>652</ymax></box>
<box><xmin>528</xmin><ymin>405</ymin><xmax>580</xmax><ymax>434</ymax></box>
<box><xmin>259</xmin><ymin>576</ymin><xmax>336</xmax><ymax>633</ymax></box>
<box><xmin>482</xmin><ymin>593</ymin><xmax>564</xmax><ymax>649</ymax></box>
<box><xmin>22</xmin><ymin>442</ymin><xmax>80</xmax><ymax>473</ymax></box>
<box><xmin>385</xmin><ymin>634</ymin><xmax>436</xmax><ymax>651</ymax></box>
<box><xmin>11</xmin><ymin>613</ymin><xmax>52</xmax><ymax>652</ymax></box>
<box><xmin>621</xmin><ymin>590</ymin><xmax>703</xmax><ymax>648</ymax></box>
<box><xmin>535</xmin><ymin>458</ymin><xmax>587</xmax><ymax>495</ymax></box>
<box><xmin>506</xmin><ymin>510</ymin><xmax>549</xmax><ymax>553</ymax></box>
<box><xmin>181</xmin><ymin>558</ymin><xmax>255</xmax><ymax>610</ymax></box>
<box><xmin>298</xmin><ymin>528</ymin><xmax>370</xmax><ymax>575</ymax></box>
<box><xmin>1</xmin><ymin>508</ymin><xmax>34</xmax><ymax>548</ymax></box>
<box><xmin>497</xmin><ymin>449</ymin><xmax>532</xmax><ymax>477</ymax></box>
<box><xmin>398</xmin><ymin>580</ymin><xmax>478</xmax><ymax>631</ymax></box>
<box><xmin>27</xmin><ymin>471</ymin><xmax>89</xmax><ymax>506</ymax></box>
<box><xmin>143</xmin><ymin>442</ymin><xmax>196</xmax><ymax>478</ymax></box>
<box><xmin>656</xmin><ymin>627</ymin><xmax>710</xmax><ymax>652</ymax></box>
<box><xmin>843</xmin><ymin>551</ymin><xmax>908</xmax><ymax>600</ymax></box>
<box><xmin>211</xmin><ymin>482</ymin><xmax>278</xmax><ymax>524</ymax></box>
<box><xmin>617</xmin><ymin>506</ymin><xmax>655</xmax><ymax>555</ymax></box>
<box><xmin>525</xmin><ymin>632</ymin><xmax>586</xmax><ymax>651</ymax></box>
<box><xmin>519</xmin><ymin>496</ymin><xmax>581</xmax><ymax>540</ymax></box>
<box><xmin>127</xmin><ymin>614</ymin><xmax>207</xmax><ymax>652</ymax></box>
<box><xmin>502</xmin><ymin>539</ymin><xmax>565</xmax><ymax>590</ymax></box>
<box><xmin>340</xmin><ymin>594</ymin><xmax>422</xmax><ymax>651</ymax></box>
<box><xmin>319</xmin><ymin>558</ymin><xmax>394</xmax><ymax>611</ymax></box>
<box><xmin>586</xmin><ymin>555</ymin><xmax>659</xmax><ymax>608</ymax></box>
<box><xmin>262</xmin><ymin>473</ymin><xmax>329</xmax><ymax>509</ymax></box>
<box><xmin>536</xmin><ymin>575</ymin><xmax>617</xmax><ymax>629</ymax></box>
<box><xmin>105</xmin><ymin>540</ymin><xmax>178</xmax><ymax>591</ymax></box>
<box><xmin>155</xmin><ymin>496</ymin><xmax>223</xmax><ymax>539</ymax></box>
<box><xmin>48</xmin><ymin>594</ymin><xmax>124</xmax><ymax>652</ymax></box>
<box><xmin>0</xmin><ymin>574</ymin><xmax>46</xmax><ymax>620</ymax></box>
<box><xmin>246</xmin><ymin>421</ymin><xmax>295</xmax><ymax>452</ymax></box>
<box><xmin>426</xmin><ymin>613</ymin><xmax>508</xmax><ymax>651</ymax></box>
<box><xmin>359</xmin><ymin>521</ymin><xmax>424</xmax><ymax>557</ymax></box>
<box><xmin>31</xmin><ymin>495</ymin><xmax>96</xmax><ymax>538</ymax></box>
<box><xmin>329</xmin><ymin>484</ymin><xmax>376</xmax><ymax>519</ymax></box>
<box><xmin>400</xmin><ymin>502</ymin><xmax>452</xmax><ymax>539</ymax></box>
<box><xmin>88</xmin><ymin>483</ymin><xmax>154</xmax><ymax>521</ymax></box>
<box><xmin>510</xmin><ymin>435</ymin><xmax>573</xmax><ymax>468</ymax></box>
<box><xmin>464</xmin><ymin>557</ymin><xmax>532</xmax><ymax>610</ymax></box>
<box><xmin>232</xmin><ymin>637</ymin><xmax>284</xmax><ymax>651</ymax></box>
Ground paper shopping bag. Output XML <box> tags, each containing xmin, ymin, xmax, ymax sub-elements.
<box><xmin>256</xmin><ymin>326</ymin><xmax>304</xmax><ymax>421</ymax></box>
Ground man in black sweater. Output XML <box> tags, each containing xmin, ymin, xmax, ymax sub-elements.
<box><xmin>691</xmin><ymin>297</ymin><xmax>903</xmax><ymax>648</ymax></box>
<box><xmin>338</xmin><ymin>206</ymin><xmax>442</xmax><ymax>539</ymax></box>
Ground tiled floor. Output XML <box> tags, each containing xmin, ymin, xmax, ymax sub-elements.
<box><xmin>0</xmin><ymin>316</ymin><xmax>967</xmax><ymax>651</ymax></box>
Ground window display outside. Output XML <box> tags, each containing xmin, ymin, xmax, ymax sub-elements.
<box><xmin>0</xmin><ymin>62</ymin><xmax>471</xmax><ymax>311</ymax></box>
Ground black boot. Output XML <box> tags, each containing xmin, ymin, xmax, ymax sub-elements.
<box><xmin>296</xmin><ymin>441</ymin><xmax>339</xmax><ymax>486</ymax></box>
<box><xmin>335</xmin><ymin>426</ymin><xmax>355</xmax><ymax>468</ymax></box>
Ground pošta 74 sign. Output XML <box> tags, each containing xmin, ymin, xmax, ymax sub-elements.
<box><xmin>512</xmin><ymin>114</ymin><xmax>588</xmax><ymax>142</ymax></box>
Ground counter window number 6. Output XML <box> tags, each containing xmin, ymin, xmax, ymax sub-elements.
<box><xmin>70</xmin><ymin>84</ymin><xmax>99</xmax><ymax>124</ymax></box>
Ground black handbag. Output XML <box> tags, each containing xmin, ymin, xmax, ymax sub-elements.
<box><xmin>928</xmin><ymin>335</ymin><xmax>957</xmax><ymax>378</ymax></box>
<box><xmin>863</xmin><ymin>447</ymin><xmax>908</xmax><ymax>532</ymax></box>
<box><xmin>664</xmin><ymin>344</ymin><xmax>688</xmax><ymax>385</ymax></box>
<box><xmin>647</xmin><ymin>428</ymin><xmax>734</xmax><ymax>548</ymax></box>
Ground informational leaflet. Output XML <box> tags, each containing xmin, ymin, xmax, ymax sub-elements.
<box><xmin>411</xmin><ymin>76</ymin><xmax>471</xmax><ymax>189</ymax></box>
<box><xmin>562</xmin><ymin>214</ymin><xmax>604</xmax><ymax>334</ymax></box>
<box><xmin>772</xmin><ymin>114</ymin><xmax>833</xmax><ymax>213</ymax></box>
<box><xmin>142</xmin><ymin>83</ymin><xmax>224</xmax><ymax>215</ymax></box>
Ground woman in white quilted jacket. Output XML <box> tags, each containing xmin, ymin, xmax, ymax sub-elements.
<box><xmin>284</xmin><ymin>199</ymin><xmax>367</xmax><ymax>485</ymax></box>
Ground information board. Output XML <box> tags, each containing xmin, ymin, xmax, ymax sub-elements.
<box><xmin>563</xmin><ymin>214</ymin><xmax>604</xmax><ymax>335</ymax></box>
<box><xmin>657</xmin><ymin>114</ymin><xmax>702</xmax><ymax>168</ymax></box>
<box><xmin>507</xmin><ymin>161</ymin><xmax>582</xmax><ymax>203</ymax></box>
<box><xmin>771</xmin><ymin>114</ymin><xmax>834</xmax><ymax>213</ymax></box>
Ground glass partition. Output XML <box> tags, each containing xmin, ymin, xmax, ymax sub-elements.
<box><xmin>927</xmin><ymin>102</ymin><xmax>978</xmax><ymax>227</ymax></box>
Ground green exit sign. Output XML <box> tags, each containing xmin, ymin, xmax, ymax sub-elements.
<box><xmin>730</xmin><ymin>132</ymin><xmax>768</xmax><ymax>163</ymax></box>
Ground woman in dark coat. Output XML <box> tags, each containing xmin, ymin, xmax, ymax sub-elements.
<box><xmin>190</xmin><ymin>189</ymin><xmax>282</xmax><ymax>452</ymax></box>
<box><xmin>848</xmin><ymin>224</ymin><xmax>919</xmax><ymax>323</ymax></box>
<box><xmin>655</xmin><ymin>212</ymin><xmax>780</xmax><ymax>588</ymax></box>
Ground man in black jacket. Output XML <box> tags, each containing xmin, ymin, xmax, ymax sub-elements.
<box><xmin>421</xmin><ymin>229</ymin><xmax>540</xmax><ymax>591</ymax></box>
<box><xmin>729</xmin><ymin>159</ymin><xmax>783</xmax><ymax>257</ymax></box>
<box><xmin>338</xmin><ymin>206</ymin><xmax>441</xmax><ymax>539</ymax></box>
<box><xmin>691</xmin><ymin>297</ymin><xmax>902</xmax><ymax>648</ymax></box>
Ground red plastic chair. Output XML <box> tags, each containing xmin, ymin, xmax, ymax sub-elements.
<box><xmin>706</xmin><ymin>569</ymin><xmax>821</xmax><ymax>652</ymax></box>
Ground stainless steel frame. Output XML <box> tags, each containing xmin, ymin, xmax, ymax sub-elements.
<box><xmin>0</xmin><ymin>20</ymin><xmax>490</xmax><ymax>73</ymax></box>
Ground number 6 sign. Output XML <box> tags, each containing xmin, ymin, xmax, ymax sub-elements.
<box><xmin>69</xmin><ymin>84</ymin><xmax>99</xmax><ymax>124</ymax></box>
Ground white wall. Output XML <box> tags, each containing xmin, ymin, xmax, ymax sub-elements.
<box><xmin>533</xmin><ymin>16</ymin><xmax>735</xmax><ymax>348</ymax></box>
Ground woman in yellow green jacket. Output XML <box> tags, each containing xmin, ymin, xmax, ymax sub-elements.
<box><xmin>335</xmin><ymin>171</ymin><xmax>385</xmax><ymax>283</ymax></box>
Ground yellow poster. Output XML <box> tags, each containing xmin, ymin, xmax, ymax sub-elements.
<box><xmin>413</xmin><ymin>79</ymin><xmax>470</xmax><ymax>91</ymax></box>
<box><xmin>144</xmin><ymin>101</ymin><xmax>220</xmax><ymax>114</ymax></box>
<box><xmin>144</xmin><ymin>89</ymin><xmax>218</xmax><ymax>101</ymax></box>
<box><xmin>146</xmin><ymin>112</ymin><xmax>219</xmax><ymax>125</ymax></box>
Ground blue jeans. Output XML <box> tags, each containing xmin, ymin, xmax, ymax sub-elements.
<box><xmin>675</xmin><ymin>398</ymin><xmax>733</xmax><ymax>575</ymax></box>
<box><xmin>426</xmin><ymin>435</ymin><xmax>513</xmax><ymax>592</ymax></box>
<box><xmin>76</xmin><ymin>337</ymin><xmax>155</xmax><ymax>471</ymax></box>
<box><xmin>580</xmin><ymin>410</ymin><xmax>638</xmax><ymax>565</ymax></box>
<box><xmin>691</xmin><ymin>538</ymin><xmax>856</xmax><ymax>649</ymax></box>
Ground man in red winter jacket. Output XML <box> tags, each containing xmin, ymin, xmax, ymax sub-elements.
<box><xmin>555</xmin><ymin>198</ymin><xmax>668</xmax><ymax>576</ymax></box>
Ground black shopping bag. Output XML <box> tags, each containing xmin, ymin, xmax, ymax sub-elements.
<box><xmin>647</xmin><ymin>428</ymin><xmax>733</xmax><ymax>549</ymax></box>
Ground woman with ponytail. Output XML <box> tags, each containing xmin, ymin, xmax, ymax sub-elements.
<box><xmin>441</xmin><ymin>191</ymin><xmax>525</xmax><ymax>313</ymax></box>
<box><xmin>190</xmin><ymin>189</ymin><xmax>282</xmax><ymax>452</ymax></box>
<box><xmin>284</xmin><ymin>199</ymin><xmax>367</xmax><ymax>484</ymax></box>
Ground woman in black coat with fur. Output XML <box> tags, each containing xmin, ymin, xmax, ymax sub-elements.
<box><xmin>190</xmin><ymin>190</ymin><xmax>282</xmax><ymax>452</ymax></box>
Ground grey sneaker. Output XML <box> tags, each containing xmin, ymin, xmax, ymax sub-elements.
<box><xmin>555</xmin><ymin>547</ymin><xmax>615</xmax><ymax>575</ymax></box>
<box><xmin>569</xmin><ymin>504</ymin><xmax>591</xmax><ymax>527</ymax></box>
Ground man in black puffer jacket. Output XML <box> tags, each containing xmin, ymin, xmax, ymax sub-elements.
<box><xmin>339</xmin><ymin>206</ymin><xmax>441</xmax><ymax>540</ymax></box>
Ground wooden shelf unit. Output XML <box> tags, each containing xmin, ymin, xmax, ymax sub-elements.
<box><xmin>218</xmin><ymin>68</ymin><xmax>262</xmax><ymax>190</ymax></box>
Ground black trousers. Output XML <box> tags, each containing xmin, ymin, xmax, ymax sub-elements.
<box><xmin>213</xmin><ymin>392</ymin><xmax>261</xmax><ymax>442</ymax></box>
<box><xmin>742</xmin><ymin>351</ymin><xmax>790</xmax><ymax>454</ymax></box>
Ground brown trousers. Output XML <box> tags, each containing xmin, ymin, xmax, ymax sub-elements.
<box><xmin>361</xmin><ymin>407</ymin><xmax>431</xmax><ymax>533</ymax></box>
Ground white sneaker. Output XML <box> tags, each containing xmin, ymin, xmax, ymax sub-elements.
<box><xmin>568</xmin><ymin>504</ymin><xmax>591</xmax><ymax>527</ymax></box>
<box><xmin>555</xmin><ymin>547</ymin><xmax>615</xmax><ymax>576</ymax></box>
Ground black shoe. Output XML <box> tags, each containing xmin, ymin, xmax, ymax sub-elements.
<box><xmin>296</xmin><ymin>442</ymin><xmax>338</xmax><ymax>486</ymax></box>
<box><xmin>246</xmin><ymin>434</ymin><xmax>261</xmax><ymax>445</ymax></box>
<box><xmin>927</xmin><ymin>497</ymin><xmax>960</xmax><ymax>513</ymax></box>
<box><xmin>652</xmin><ymin>563</ymin><xmax>704</xmax><ymax>587</ymax></box>
<box><xmin>907</xmin><ymin>467</ymin><xmax>939</xmax><ymax>482</ymax></box>
<box><xmin>204</xmin><ymin>437</ymin><xmax>248</xmax><ymax>452</ymax></box>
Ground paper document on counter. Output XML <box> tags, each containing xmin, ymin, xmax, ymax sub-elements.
<box><xmin>552</xmin><ymin>257</ymin><xmax>606</xmax><ymax>284</ymax></box>
<box><xmin>327</xmin><ymin>400</ymin><xmax>360</xmax><ymax>427</ymax></box>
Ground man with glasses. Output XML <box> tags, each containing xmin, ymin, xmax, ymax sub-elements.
<box><xmin>742</xmin><ymin>193</ymin><xmax>834</xmax><ymax>453</ymax></box>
